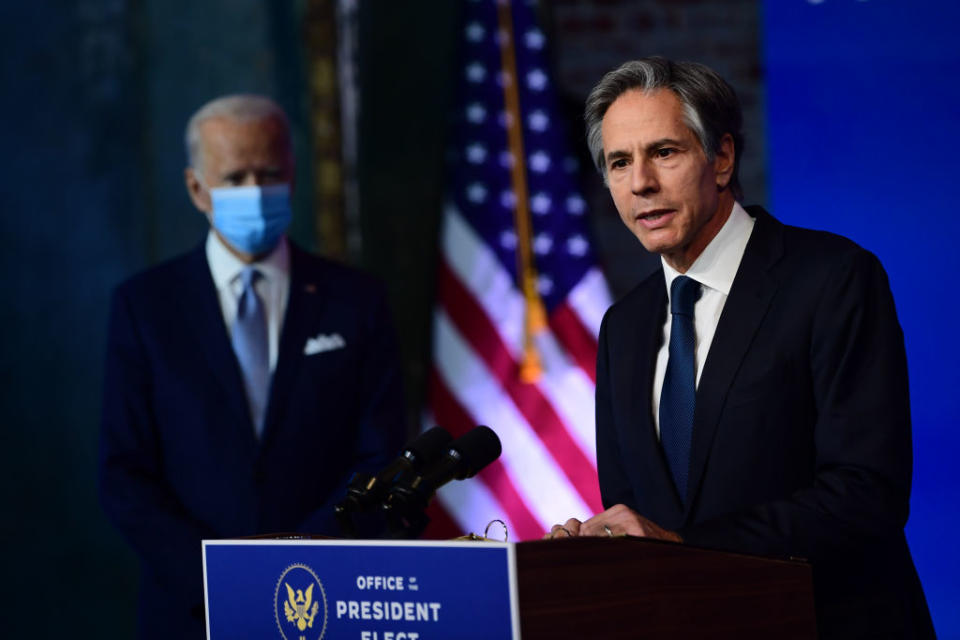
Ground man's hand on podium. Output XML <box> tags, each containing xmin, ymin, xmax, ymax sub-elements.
<box><xmin>545</xmin><ymin>504</ymin><xmax>683</xmax><ymax>543</ymax></box>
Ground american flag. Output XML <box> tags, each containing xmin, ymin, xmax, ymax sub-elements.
<box><xmin>425</xmin><ymin>0</ymin><xmax>613</xmax><ymax>541</ymax></box>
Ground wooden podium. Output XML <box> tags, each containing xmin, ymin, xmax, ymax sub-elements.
<box><xmin>515</xmin><ymin>536</ymin><xmax>816</xmax><ymax>639</ymax></box>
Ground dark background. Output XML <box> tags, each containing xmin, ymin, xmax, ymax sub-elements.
<box><xmin>1</xmin><ymin>1</ymin><xmax>954</xmax><ymax>636</ymax></box>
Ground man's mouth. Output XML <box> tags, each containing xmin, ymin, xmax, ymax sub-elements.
<box><xmin>636</xmin><ymin>209</ymin><xmax>674</xmax><ymax>225</ymax></box>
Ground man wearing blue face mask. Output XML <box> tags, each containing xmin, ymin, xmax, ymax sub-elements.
<box><xmin>99</xmin><ymin>95</ymin><xmax>406</xmax><ymax>639</ymax></box>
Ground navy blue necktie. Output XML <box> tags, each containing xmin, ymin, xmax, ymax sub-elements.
<box><xmin>232</xmin><ymin>267</ymin><xmax>269</xmax><ymax>437</ymax></box>
<box><xmin>660</xmin><ymin>275</ymin><xmax>701</xmax><ymax>503</ymax></box>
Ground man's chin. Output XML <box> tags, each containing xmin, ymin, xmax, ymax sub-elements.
<box><xmin>635</xmin><ymin>230</ymin><xmax>679</xmax><ymax>257</ymax></box>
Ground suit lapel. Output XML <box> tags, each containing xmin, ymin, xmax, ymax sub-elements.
<box><xmin>685</xmin><ymin>208</ymin><xmax>783</xmax><ymax>518</ymax></box>
<box><xmin>617</xmin><ymin>274</ymin><xmax>686</xmax><ymax>523</ymax></box>
<box><xmin>261</xmin><ymin>244</ymin><xmax>323</xmax><ymax>446</ymax></box>
<box><xmin>181</xmin><ymin>245</ymin><xmax>257</xmax><ymax>443</ymax></box>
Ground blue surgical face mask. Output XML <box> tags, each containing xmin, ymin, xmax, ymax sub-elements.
<box><xmin>209</xmin><ymin>184</ymin><xmax>292</xmax><ymax>255</ymax></box>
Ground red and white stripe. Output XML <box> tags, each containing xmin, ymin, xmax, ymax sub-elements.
<box><xmin>427</xmin><ymin>205</ymin><xmax>612</xmax><ymax>541</ymax></box>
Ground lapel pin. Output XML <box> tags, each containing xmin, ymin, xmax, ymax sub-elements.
<box><xmin>304</xmin><ymin>283</ymin><xmax>316</xmax><ymax>294</ymax></box>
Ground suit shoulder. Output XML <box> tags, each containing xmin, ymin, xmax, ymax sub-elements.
<box><xmin>297</xmin><ymin>252</ymin><xmax>383</xmax><ymax>288</ymax></box>
<box><xmin>112</xmin><ymin>248</ymin><xmax>200</xmax><ymax>302</ymax></box>
<box><xmin>290</xmin><ymin>245</ymin><xmax>389</xmax><ymax>303</ymax></box>
<box><xmin>601</xmin><ymin>267</ymin><xmax>663</xmax><ymax>329</ymax></box>
<box><xmin>780</xmin><ymin>223</ymin><xmax>885</xmax><ymax>274</ymax></box>
<box><xmin>749</xmin><ymin>206</ymin><xmax>882</xmax><ymax>272</ymax></box>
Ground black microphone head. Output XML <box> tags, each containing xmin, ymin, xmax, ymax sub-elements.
<box><xmin>404</xmin><ymin>426</ymin><xmax>453</xmax><ymax>470</ymax></box>
<box><xmin>449</xmin><ymin>425</ymin><xmax>501</xmax><ymax>479</ymax></box>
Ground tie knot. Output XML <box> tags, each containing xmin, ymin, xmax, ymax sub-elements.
<box><xmin>240</xmin><ymin>266</ymin><xmax>262</xmax><ymax>290</ymax></box>
<box><xmin>670</xmin><ymin>275</ymin><xmax>701</xmax><ymax>317</ymax></box>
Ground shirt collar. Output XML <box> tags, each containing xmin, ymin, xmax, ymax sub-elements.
<box><xmin>206</xmin><ymin>231</ymin><xmax>290</xmax><ymax>290</ymax></box>
<box><xmin>661</xmin><ymin>200</ymin><xmax>755</xmax><ymax>297</ymax></box>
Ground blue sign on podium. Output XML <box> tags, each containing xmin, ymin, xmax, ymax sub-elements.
<box><xmin>202</xmin><ymin>539</ymin><xmax>520</xmax><ymax>640</ymax></box>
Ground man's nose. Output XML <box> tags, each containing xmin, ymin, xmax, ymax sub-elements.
<box><xmin>630</xmin><ymin>159</ymin><xmax>659</xmax><ymax>196</ymax></box>
<box><xmin>238</xmin><ymin>173</ymin><xmax>259</xmax><ymax>187</ymax></box>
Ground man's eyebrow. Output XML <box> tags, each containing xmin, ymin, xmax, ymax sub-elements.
<box><xmin>604</xmin><ymin>149</ymin><xmax>631</xmax><ymax>164</ymax></box>
<box><xmin>645</xmin><ymin>137</ymin><xmax>685</xmax><ymax>152</ymax></box>
<box><xmin>605</xmin><ymin>138</ymin><xmax>687</xmax><ymax>164</ymax></box>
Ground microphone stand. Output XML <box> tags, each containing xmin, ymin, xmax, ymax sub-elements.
<box><xmin>381</xmin><ymin>471</ymin><xmax>433</xmax><ymax>539</ymax></box>
<box><xmin>334</xmin><ymin>472</ymin><xmax>373</xmax><ymax>539</ymax></box>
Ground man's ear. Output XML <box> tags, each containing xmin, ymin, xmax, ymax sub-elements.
<box><xmin>185</xmin><ymin>167</ymin><xmax>212</xmax><ymax>216</ymax></box>
<box><xmin>714</xmin><ymin>133</ymin><xmax>735</xmax><ymax>189</ymax></box>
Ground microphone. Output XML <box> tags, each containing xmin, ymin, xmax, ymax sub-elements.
<box><xmin>383</xmin><ymin>426</ymin><xmax>502</xmax><ymax>520</ymax></box>
<box><xmin>336</xmin><ymin>426</ymin><xmax>453</xmax><ymax>516</ymax></box>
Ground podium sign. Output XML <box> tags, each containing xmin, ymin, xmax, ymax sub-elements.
<box><xmin>203</xmin><ymin>539</ymin><xmax>520</xmax><ymax>640</ymax></box>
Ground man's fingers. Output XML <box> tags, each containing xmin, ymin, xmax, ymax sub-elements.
<box><xmin>579</xmin><ymin>515</ymin><xmax>609</xmax><ymax>537</ymax></box>
<box><xmin>581</xmin><ymin>505</ymin><xmax>647</xmax><ymax>537</ymax></box>
<box><xmin>563</xmin><ymin>518</ymin><xmax>583</xmax><ymax>535</ymax></box>
<box><xmin>552</xmin><ymin>505</ymin><xmax>680</xmax><ymax>541</ymax></box>
<box><xmin>545</xmin><ymin>519</ymin><xmax>583</xmax><ymax>539</ymax></box>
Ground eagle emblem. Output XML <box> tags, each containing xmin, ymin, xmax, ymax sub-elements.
<box><xmin>284</xmin><ymin>582</ymin><xmax>320</xmax><ymax>631</ymax></box>
<box><xmin>274</xmin><ymin>563</ymin><xmax>327</xmax><ymax>640</ymax></box>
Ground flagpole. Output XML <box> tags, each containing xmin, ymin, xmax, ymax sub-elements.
<box><xmin>496</xmin><ymin>0</ymin><xmax>546</xmax><ymax>383</ymax></box>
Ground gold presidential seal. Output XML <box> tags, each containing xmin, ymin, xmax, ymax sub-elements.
<box><xmin>274</xmin><ymin>563</ymin><xmax>328</xmax><ymax>640</ymax></box>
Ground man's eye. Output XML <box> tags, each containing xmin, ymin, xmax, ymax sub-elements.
<box><xmin>610</xmin><ymin>158</ymin><xmax>628</xmax><ymax>170</ymax></box>
<box><xmin>655</xmin><ymin>148</ymin><xmax>676</xmax><ymax>159</ymax></box>
<box><xmin>260</xmin><ymin>169</ymin><xmax>284</xmax><ymax>184</ymax></box>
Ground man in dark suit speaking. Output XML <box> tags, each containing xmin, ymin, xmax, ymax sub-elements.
<box><xmin>548</xmin><ymin>58</ymin><xmax>935</xmax><ymax>638</ymax></box>
<box><xmin>99</xmin><ymin>95</ymin><xmax>405</xmax><ymax>639</ymax></box>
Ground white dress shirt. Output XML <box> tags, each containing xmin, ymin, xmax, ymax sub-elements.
<box><xmin>651</xmin><ymin>201</ymin><xmax>756</xmax><ymax>437</ymax></box>
<box><xmin>206</xmin><ymin>232</ymin><xmax>291</xmax><ymax>372</ymax></box>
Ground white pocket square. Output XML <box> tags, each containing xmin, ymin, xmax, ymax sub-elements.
<box><xmin>303</xmin><ymin>332</ymin><xmax>346</xmax><ymax>355</ymax></box>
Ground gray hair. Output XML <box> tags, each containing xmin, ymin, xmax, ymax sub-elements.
<box><xmin>184</xmin><ymin>94</ymin><xmax>291</xmax><ymax>175</ymax></box>
<box><xmin>585</xmin><ymin>57</ymin><xmax>744</xmax><ymax>199</ymax></box>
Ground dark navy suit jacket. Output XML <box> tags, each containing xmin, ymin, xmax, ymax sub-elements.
<box><xmin>596</xmin><ymin>208</ymin><xmax>934</xmax><ymax>639</ymax></box>
<box><xmin>99</xmin><ymin>241</ymin><xmax>405</xmax><ymax>639</ymax></box>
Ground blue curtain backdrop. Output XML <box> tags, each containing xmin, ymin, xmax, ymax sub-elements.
<box><xmin>763</xmin><ymin>1</ymin><xmax>960</xmax><ymax>635</ymax></box>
